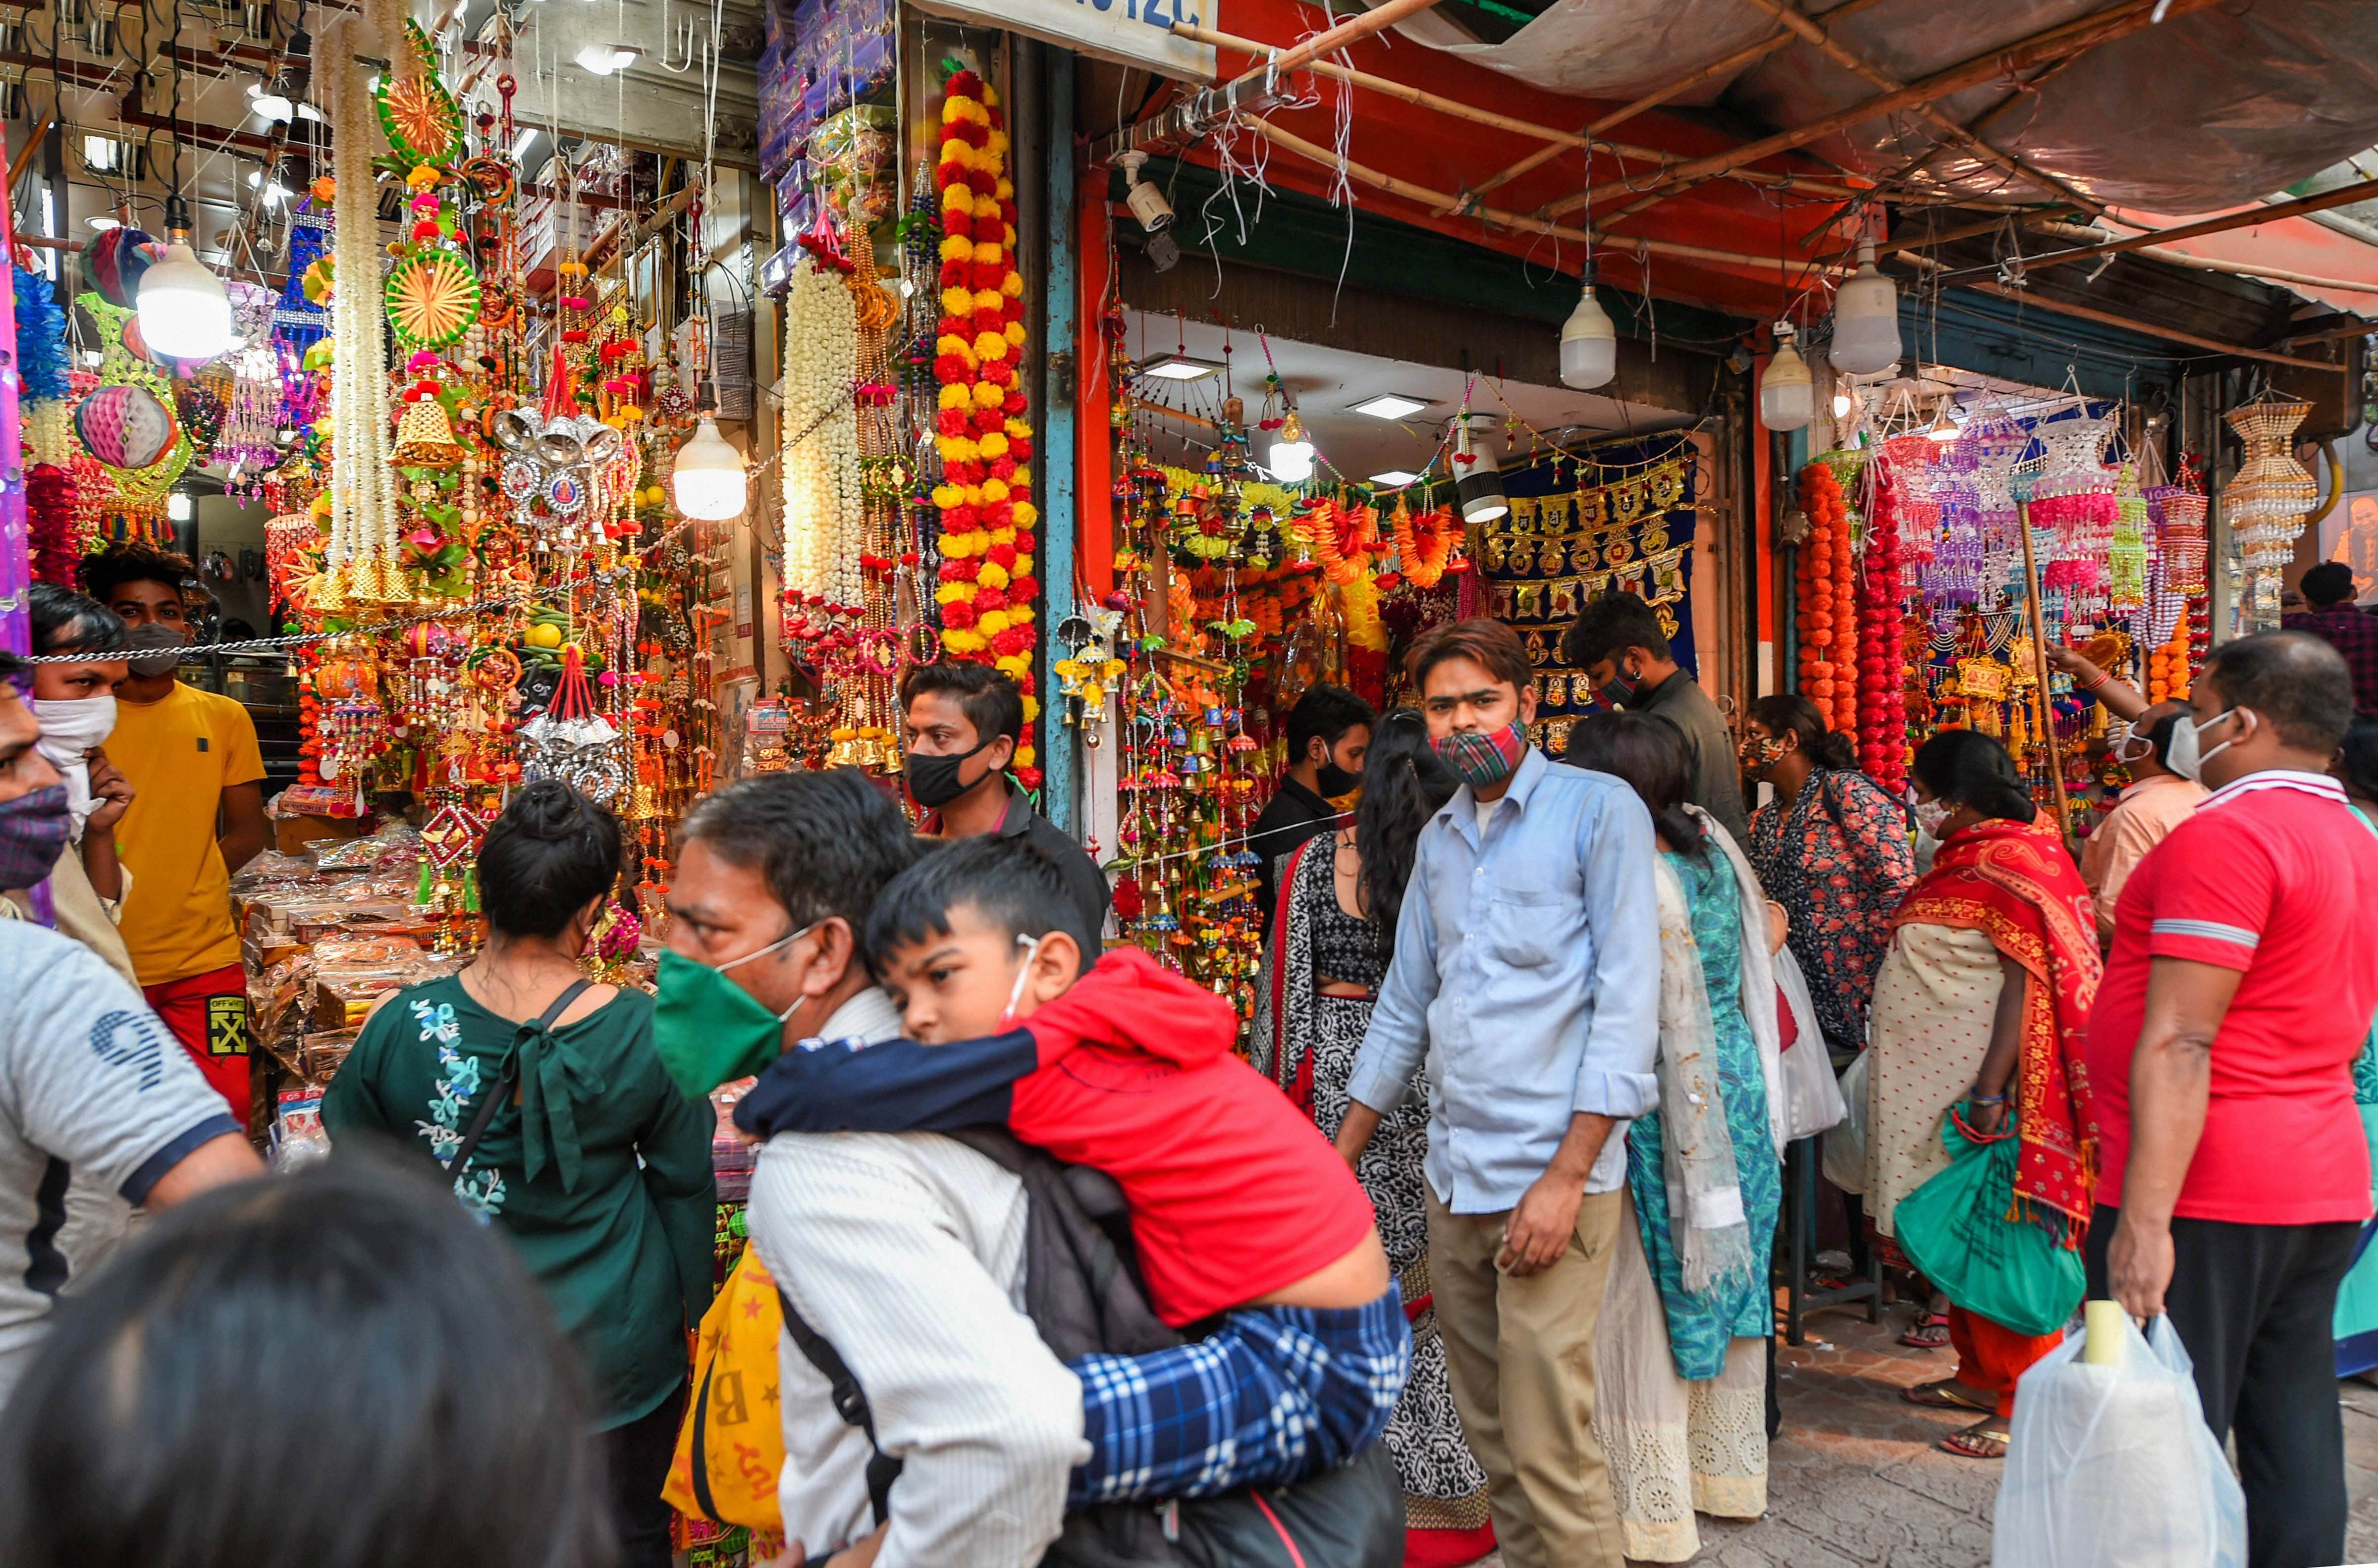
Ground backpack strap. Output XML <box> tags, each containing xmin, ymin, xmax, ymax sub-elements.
<box><xmin>445</xmin><ymin>979</ymin><xmax>590</xmax><ymax>1178</ymax></box>
<box><xmin>775</xmin><ymin>1286</ymin><xmax>904</xmax><ymax>1528</ymax></box>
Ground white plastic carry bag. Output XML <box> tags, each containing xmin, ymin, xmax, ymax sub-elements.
<box><xmin>1992</xmin><ymin>1312</ymin><xmax>2245</xmax><ymax>1568</ymax></box>
<box><xmin>1819</xmin><ymin>1048</ymin><xmax>1868</xmax><ymax>1195</ymax></box>
<box><xmin>1774</xmin><ymin>947</ymin><xmax>1848</xmax><ymax>1144</ymax></box>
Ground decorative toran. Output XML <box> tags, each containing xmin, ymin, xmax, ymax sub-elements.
<box><xmin>928</xmin><ymin>68</ymin><xmax>1040</xmax><ymax>765</ymax></box>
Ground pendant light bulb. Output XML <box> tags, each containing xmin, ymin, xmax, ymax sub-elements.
<box><xmin>1452</xmin><ymin>416</ymin><xmax>1509</xmax><ymax>524</ymax></box>
<box><xmin>1828</xmin><ymin>238</ymin><xmax>1902</xmax><ymax>377</ymax></box>
<box><xmin>672</xmin><ymin>416</ymin><xmax>748</xmax><ymax>520</ymax></box>
<box><xmin>1268</xmin><ymin>439</ymin><xmax>1316</xmax><ymax>484</ymax></box>
<box><xmin>1560</xmin><ymin>263</ymin><xmax>1618</xmax><ymax>391</ymax></box>
<box><xmin>137</xmin><ymin>196</ymin><xmax>232</xmax><ymax>361</ymax></box>
<box><xmin>1759</xmin><ymin>322</ymin><xmax>1814</xmax><ymax>433</ymax></box>
<box><xmin>1926</xmin><ymin>404</ymin><xmax>1962</xmax><ymax>443</ymax></box>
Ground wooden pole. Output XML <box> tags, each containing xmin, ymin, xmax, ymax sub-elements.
<box><xmin>1729</xmin><ymin>0</ymin><xmax>2104</xmax><ymax>215</ymax></box>
<box><xmin>1459</xmin><ymin>0</ymin><xmax>1901</xmax><ymax>205</ymax></box>
<box><xmin>2015</xmin><ymin>500</ymin><xmax>2075</xmax><ymax>842</ymax></box>
<box><xmin>1236</xmin><ymin>115</ymin><xmax>1853</xmax><ymax>277</ymax></box>
<box><xmin>1222</xmin><ymin>0</ymin><xmax>1447</xmax><ymax>87</ymax></box>
<box><xmin>1957</xmin><ymin>280</ymin><xmax>2345</xmax><ymax>373</ymax></box>
<box><xmin>1171</xmin><ymin>22</ymin><xmax>1864</xmax><ymax>205</ymax></box>
<box><xmin>1936</xmin><ymin>176</ymin><xmax>2378</xmax><ymax>282</ymax></box>
<box><xmin>1549</xmin><ymin>0</ymin><xmax>2230</xmax><ymax>218</ymax></box>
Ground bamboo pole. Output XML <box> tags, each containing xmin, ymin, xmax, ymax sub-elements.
<box><xmin>1237</xmin><ymin>114</ymin><xmax>1853</xmax><ymax>278</ymax></box>
<box><xmin>1550</xmin><ymin>0</ymin><xmax>2231</xmax><ymax>218</ymax></box>
<box><xmin>1170</xmin><ymin>22</ymin><xmax>1865</xmax><ymax>205</ymax></box>
<box><xmin>1459</xmin><ymin>0</ymin><xmax>1901</xmax><ymax>204</ymax></box>
<box><xmin>1957</xmin><ymin>280</ymin><xmax>2345</xmax><ymax>373</ymax></box>
<box><xmin>1935</xmin><ymin>176</ymin><xmax>2378</xmax><ymax>282</ymax></box>
<box><xmin>1729</xmin><ymin>0</ymin><xmax>2104</xmax><ymax>216</ymax></box>
<box><xmin>2015</xmin><ymin>500</ymin><xmax>2075</xmax><ymax>842</ymax></box>
<box><xmin>1222</xmin><ymin>0</ymin><xmax>1447</xmax><ymax>87</ymax></box>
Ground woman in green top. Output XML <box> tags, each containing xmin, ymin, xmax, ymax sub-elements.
<box><xmin>324</xmin><ymin>781</ymin><xmax>715</xmax><ymax>1568</ymax></box>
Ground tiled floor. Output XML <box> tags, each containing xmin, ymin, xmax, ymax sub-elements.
<box><xmin>1470</xmin><ymin>1298</ymin><xmax>2378</xmax><ymax>1566</ymax></box>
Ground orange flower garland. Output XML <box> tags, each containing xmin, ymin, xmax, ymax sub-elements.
<box><xmin>1391</xmin><ymin>497</ymin><xmax>1461</xmax><ymax>590</ymax></box>
<box><xmin>1795</xmin><ymin>462</ymin><xmax>1857</xmax><ymax>741</ymax></box>
<box><xmin>927</xmin><ymin>69</ymin><xmax>1040</xmax><ymax>775</ymax></box>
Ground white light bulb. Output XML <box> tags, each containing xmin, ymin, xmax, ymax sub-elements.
<box><xmin>1832</xmin><ymin>390</ymin><xmax>1854</xmax><ymax>419</ymax></box>
<box><xmin>1759</xmin><ymin>324</ymin><xmax>1814</xmax><ymax>433</ymax></box>
<box><xmin>1829</xmin><ymin>239</ymin><xmax>1902</xmax><ymax>377</ymax></box>
<box><xmin>137</xmin><ymin>242</ymin><xmax>233</xmax><ymax>360</ymax></box>
<box><xmin>672</xmin><ymin>417</ymin><xmax>747</xmax><ymax>520</ymax></box>
<box><xmin>1559</xmin><ymin>284</ymin><xmax>1617</xmax><ymax>391</ymax></box>
<box><xmin>166</xmin><ymin>491</ymin><xmax>193</xmax><ymax>521</ymax></box>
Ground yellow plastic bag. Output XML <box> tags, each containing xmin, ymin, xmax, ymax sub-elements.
<box><xmin>664</xmin><ymin>1244</ymin><xmax>786</xmax><ymax>1532</ymax></box>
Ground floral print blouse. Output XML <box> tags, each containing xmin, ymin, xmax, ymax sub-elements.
<box><xmin>1748</xmin><ymin>768</ymin><xmax>1916</xmax><ymax>1051</ymax></box>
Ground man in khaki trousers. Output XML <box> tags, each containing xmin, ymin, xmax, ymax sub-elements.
<box><xmin>1337</xmin><ymin>620</ymin><xmax>1659</xmax><ymax>1568</ymax></box>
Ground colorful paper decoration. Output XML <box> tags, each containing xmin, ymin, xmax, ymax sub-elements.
<box><xmin>385</xmin><ymin>249</ymin><xmax>482</xmax><ymax>350</ymax></box>
<box><xmin>74</xmin><ymin>384</ymin><xmax>179</xmax><ymax>470</ymax></box>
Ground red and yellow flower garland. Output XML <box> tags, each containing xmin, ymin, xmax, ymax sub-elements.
<box><xmin>1795</xmin><ymin>462</ymin><xmax>1856</xmax><ymax>741</ymax></box>
<box><xmin>928</xmin><ymin>69</ymin><xmax>1040</xmax><ymax>774</ymax></box>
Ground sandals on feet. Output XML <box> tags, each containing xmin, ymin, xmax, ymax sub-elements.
<box><xmin>1900</xmin><ymin>1379</ymin><xmax>1995</xmax><ymax>1413</ymax></box>
<box><xmin>1937</xmin><ymin>1420</ymin><xmax>2010</xmax><ymax>1459</ymax></box>
<box><xmin>1899</xmin><ymin>1311</ymin><xmax>1951</xmax><ymax>1349</ymax></box>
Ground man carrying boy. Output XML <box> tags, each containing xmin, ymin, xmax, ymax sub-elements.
<box><xmin>1336</xmin><ymin>618</ymin><xmax>1660</xmax><ymax>1568</ymax></box>
<box><xmin>734</xmin><ymin>834</ymin><xmax>1408</xmax><ymax>1509</ymax></box>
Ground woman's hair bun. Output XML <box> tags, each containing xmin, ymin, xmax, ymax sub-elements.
<box><xmin>508</xmin><ymin>778</ymin><xmax>589</xmax><ymax>840</ymax></box>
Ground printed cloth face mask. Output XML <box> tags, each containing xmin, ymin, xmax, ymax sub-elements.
<box><xmin>1912</xmin><ymin>797</ymin><xmax>1954</xmax><ymax>838</ymax></box>
<box><xmin>1433</xmin><ymin>721</ymin><xmax>1527</xmax><ymax>789</ymax></box>
<box><xmin>652</xmin><ymin>922</ymin><xmax>817</xmax><ymax>1098</ymax></box>
<box><xmin>0</xmin><ymin>783</ymin><xmax>73</xmax><ymax>892</ymax></box>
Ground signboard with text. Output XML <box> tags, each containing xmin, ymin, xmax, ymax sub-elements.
<box><xmin>912</xmin><ymin>0</ymin><xmax>1218</xmax><ymax>81</ymax></box>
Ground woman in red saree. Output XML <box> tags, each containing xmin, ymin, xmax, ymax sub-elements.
<box><xmin>1864</xmin><ymin>730</ymin><xmax>2102</xmax><ymax>1459</ymax></box>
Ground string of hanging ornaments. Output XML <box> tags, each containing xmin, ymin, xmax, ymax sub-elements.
<box><xmin>780</xmin><ymin>255</ymin><xmax>865</xmax><ymax>628</ymax></box>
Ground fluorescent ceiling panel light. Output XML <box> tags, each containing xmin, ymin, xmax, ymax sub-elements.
<box><xmin>1368</xmin><ymin>470</ymin><xmax>1420</xmax><ymax>486</ymax></box>
<box><xmin>1350</xmin><ymin>393</ymin><xmax>1429</xmax><ymax>420</ymax></box>
<box><xmin>1138</xmin><ymin>354</ymin><xmax>1220</xmax><ymax>381</ymax></box>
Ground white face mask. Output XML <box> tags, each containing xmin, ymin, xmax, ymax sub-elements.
<box><xmin>2165</xmin><ymin>708</ymin><xmax>2248</xmax><ymax>784</ymax></box>
<box><xmin>31</xmin><ymin>695</ymin><xmax>117</xmax><ymax>825</ymax></box>
<box><xmin>998</xmin><ymin>934</ymin><xmax>1043</xmax><ymax>1030</ymax></box>
<box><xmin>1912</xmin><ymin>798</ymin><xmax>1953</xmax><ymax>838</ymax></box>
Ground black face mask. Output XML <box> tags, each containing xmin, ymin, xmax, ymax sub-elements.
<box><xmin>1313</xmin><ymin>760</ymin><xmax>1360</xmax><ymax>798</ymax></box>
<box><xmin>907</xmin><ymin>736</ymin><xmax>998</xmax><ymax>810</ymax></box>
<box><xmin>1597</xmin><ymin>671</ymin><xmax>1642</xmax><ymax>710</ymax></box>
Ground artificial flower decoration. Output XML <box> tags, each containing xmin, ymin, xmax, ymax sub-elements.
<box><xmin>931</xmin><ymin>67</ymin><xmax>1040</xmax><ymax>770</ymax></box>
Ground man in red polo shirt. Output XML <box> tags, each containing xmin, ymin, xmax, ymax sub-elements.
<box><xmin>2088</xmin><ymin>630</ymin><xmax>2378</xmax><ymax>1568</ymax></box>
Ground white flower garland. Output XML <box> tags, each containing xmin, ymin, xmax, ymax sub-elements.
<box><xmin>324</xmin><ymin>9</ymin><xmax>403</xmax><ymax>602</ymax></box>
<box><xmin>780</xmin><ymin>257</ymin><xmax>863</xmax><ymax>609</ymax></box>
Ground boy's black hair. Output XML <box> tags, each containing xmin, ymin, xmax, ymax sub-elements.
<box><xmin>900</xmin><ymin>662</ymin><xmax>1025</xmax><ymax>745</ymax></box>
<box><xmin>1284</xmin><ymin>684</ymin><xmax>1376</xmax><ymax>762</ymax></box>
<box><xmin>680</xmin><ymin>768</ymin><xmax>921</xmax><ymax>934</ymax></box>
<box><xmin>80</xmin><ymin>544</ymin><xmax>196</xmax><ymax>608</ymax></box>
<box><xmin>1560</xmin><ymin>591</ymin><xmax>1672</xmax><ymax>668</ymax></box>
<box><xmin>2300</xmin><ymin>561</ymin><xmax>2357</xmax><ymax>610</ymax></box>
<box><xmin>29</xmin><ymin>583</ymin><xmax>127</xmax><ymax>656</ymax></box>
<box><xmin>865</xmin><ymin>833</ymin><xmax>1100</xmax><ymax>969</ymax></box>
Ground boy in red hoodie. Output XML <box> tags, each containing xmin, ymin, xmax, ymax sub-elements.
<box><xmin>733</xmin><ymin>835</ymin><xmax>1408</xmax><ymax>1507</ymax></box>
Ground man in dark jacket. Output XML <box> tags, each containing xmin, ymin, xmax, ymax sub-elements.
<box><xmin>1249</xmin><ymin>685</ymin><xmax>1376</xmax><ymax>925</ymax></box>
<box><xmin>1561</xmin><ymin>592</ymin><xmax>1749</xmax><ymax>845</ymax></box>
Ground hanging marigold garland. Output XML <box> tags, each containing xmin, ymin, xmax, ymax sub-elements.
<box><xmin>927</xmin><ymin>69</ymin><xmax>1039</xmax><ymax>775</ymax></box>
<box><xmin>1390</xmin><ymin>496</ymin><xmax>1461</xmax><ymax>590</ymax></box>
<box><xmin>1796</xmin><ymin>462</ymin><xmax>1856</xmax><ymax>742</ymax></box>
<box><xmin>1857</xmin><ymin>474</ymin><xmax>1907</xmax><ymax>786</ymax></box>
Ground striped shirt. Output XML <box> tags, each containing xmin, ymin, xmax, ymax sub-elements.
<box><xmin>747</xmin><ymin>986</ymin><xmax>1087</xmax><ymax>1567</ymax></box>
<box><xmin>2088</xmin><ymin>772</ymin><xmax>2378</xmax><ymax>1225</ymax></box>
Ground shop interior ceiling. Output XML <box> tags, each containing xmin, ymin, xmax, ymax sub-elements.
<box><xmin>1099</xmin><ymin>0</ymin><xmax>2378</xmax><ymax>372</ymax></box>
<box><xmin>12</xmin><ymin>0</ymin><xmax>761</xmax><ymax>274</ymax></box>
<box><xmin>1390</xmin><ymin>0</ymin><xmax>2378</xmax><ymax>213</ymax></box>
<box><xmin>1121</xmin><ymin>312</ymin><xmax>1693</xmax><ymax>485</ymax></box>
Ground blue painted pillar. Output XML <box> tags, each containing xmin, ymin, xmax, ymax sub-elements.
<box><xmin>1040</xmin><ymin>49</ymin><xmax>1080</xmax><ymax>834</ymax></box>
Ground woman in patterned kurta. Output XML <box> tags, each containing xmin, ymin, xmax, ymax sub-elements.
<box><xmin>1571</xmin><ymin>713</ymin><xmax>1784</xmax><ymax>1562</ymax></box>
<box><xmin>1741</xmin><ymin>695</ymin><xmax>1915</xmax><ymax>1051</ymax></box>
<box><xmin>1253</xmin><ymin>711</ymin><xmax>1494</xmax><ymax>1566</ymax></box>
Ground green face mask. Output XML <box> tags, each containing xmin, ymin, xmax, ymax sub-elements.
<box><xmin>651</xmin><ymin>923</ymin><xmax>814</xmax><ymax>1099</ymax></box>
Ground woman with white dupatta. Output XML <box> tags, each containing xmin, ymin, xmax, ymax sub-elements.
<box><xmin>1567</xmin><ymin>713</ymin><xmax>1785</xmax><ymax>1563</ymax></box>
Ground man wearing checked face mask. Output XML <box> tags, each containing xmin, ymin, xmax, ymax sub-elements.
<box><xmin>899</xmin><ymin>662</ymin><xmax>1112</xmax><ymax>946</ymax></box>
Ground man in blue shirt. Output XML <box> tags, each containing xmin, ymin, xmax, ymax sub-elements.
<box><xmin>1336</xmin><ymin>617</ymin><xmax>1658</xmax><ymax>1568</ymax></box>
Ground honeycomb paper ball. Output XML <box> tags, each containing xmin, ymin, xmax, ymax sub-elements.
<box><xmin>75</xmin><ymin>384</ymin><xmax>180</xmax><ymax>469</ymax></box>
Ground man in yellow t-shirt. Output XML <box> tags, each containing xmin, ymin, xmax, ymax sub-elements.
<box><xmin>85</xmin><ymin>546</ymin><xmax>269</xmax><ymax>1124</ymax></box>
